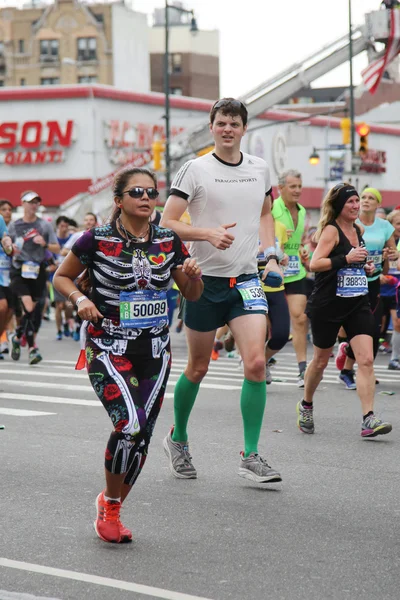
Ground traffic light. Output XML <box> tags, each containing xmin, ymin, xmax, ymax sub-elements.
<box><xmin>152</xmin><ymin>139</ymin><xmax>165</xmax><ymax>171</ymax></box>
<box><xmin>356</xmin><ymin>123</ymin><xmax>370</xmax><ymax>155</ymax></box>
<box><xmin>340</xmin><ymin>118</ymin><xmax>351</xmax><ymax>145</ymax></box>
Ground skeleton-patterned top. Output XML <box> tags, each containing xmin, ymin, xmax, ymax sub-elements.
<box><xmin>71</xmin><ymin>222</ymin><xmax>189</xmax><ymax>341</ymax></box>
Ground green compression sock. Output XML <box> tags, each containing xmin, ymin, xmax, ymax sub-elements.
<box><xmin>172</xmin><ymin>373</ymin><xmax>200</xmax><ymax>442</ymax></box>
<box><xmin>240</xmin><ymin>378</ymin><xmax>267</xmax><ymax>457</ymax></box>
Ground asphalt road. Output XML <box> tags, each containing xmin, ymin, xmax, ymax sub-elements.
<box><xmin>1</xmin><ymin>320</ymin><xmax>400</xmax><ymax>600</ymax></box>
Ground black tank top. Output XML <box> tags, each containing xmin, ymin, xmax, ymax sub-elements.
<box><xmin>307</xmin><ymin>221</ymin><xmax>369</xmax><ymax>315</ymax></box>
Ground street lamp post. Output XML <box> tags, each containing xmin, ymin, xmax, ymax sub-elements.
<box><xmin>348</xmin><ymin>0</ymin><xmax>356</xmax><ymax>171</ymax></box>
<box><xmin>164</xmin><ymin>2</ymin><xmax>198</xmax><ymax>195</ymax></box>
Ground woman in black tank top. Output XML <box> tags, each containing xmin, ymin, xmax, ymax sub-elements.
<box><xmin>296</xmin><ymin>184</ymin><xmax>392</xmax><ymax>439</ymax></box>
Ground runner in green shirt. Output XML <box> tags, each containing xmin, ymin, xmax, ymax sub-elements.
<box><xmin>272</xmin><ymin>169</ymin><xmax>309</xmax><ymax>387</ymax></box>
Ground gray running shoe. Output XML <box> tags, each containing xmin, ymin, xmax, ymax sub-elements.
<box><xmin>388</xmin><ymin>359</ymin><xmax>400</xmax><ymax>370</ymax></box>
<box><xmin>238</xmin><ymin>452</ymin><xmax>282</xmax><ymax>483</ymax></box>
<box><xmin>163</xmin><ymin>429</ymin><xmax>197</xmax><ymax>479</ymax></box>
<box><xmin>296</xmin><ymin>400</ymin><xmax>314</xmax><ymax>434</ymax></box>
<box><xmin>265</xmin><ymin>363</ymin><xmax>272</xmax><ymax>385</ymax></box>
<box><xmin>297</xmin><ymin>370</ymin><xmax>305</xmax><ymax>388</ymax></box>
<box><xmin>361</xmin><ymin>414</ymin><xmax>392</xmax><ymax>438</ymax></box>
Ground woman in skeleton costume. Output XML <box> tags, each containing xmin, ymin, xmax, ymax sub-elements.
<box><xmin>54</xmin><ymin>168</ymin><xmax>203</xmax><ymax>544</ymax></box>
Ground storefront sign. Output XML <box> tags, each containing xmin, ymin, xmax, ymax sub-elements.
<box><xmin>359</xmin><ymin>149</ymin><xmax>387</xmax><ymax>174</ymax></box>
<box><xmin>104</xmin><ymin>120</ymin><xmax>184</xmax><ymax>165</ymax></box>
<box><xmin>0</xmin><ymin>120</ymin><xmax>75</xmax><ymax>166</ymax></box>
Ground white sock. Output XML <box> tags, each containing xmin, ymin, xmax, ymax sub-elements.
<box><xmin>391</xmin><ymin>330</ymin><xmax>400</xmax><ymax>361</ymax></box>
<box><xmin>104</xmin><ymin>494</ymin><xmax>121</xmax><ymax>503</ymax></box>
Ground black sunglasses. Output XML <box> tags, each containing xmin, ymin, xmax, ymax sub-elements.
<box><xmin>123</xmin><ymin>187</ymin><xmax>159</xmax><ymax>200</ymax></box>
<box><xmin>213</xmin><ymin>99</ymin><xmax>245</xmax><ymax>111</ymax></box>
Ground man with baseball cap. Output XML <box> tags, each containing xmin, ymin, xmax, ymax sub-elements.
<box><xmin>1</xmin><ymin>190</ymin><xmax>59</xmax><ymax>364</ymax></box>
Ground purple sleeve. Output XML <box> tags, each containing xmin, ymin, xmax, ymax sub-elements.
<box><xmin>71</xmin><ymin>230</ymin><xmax>94</xmax><ymax>266</ymax></box>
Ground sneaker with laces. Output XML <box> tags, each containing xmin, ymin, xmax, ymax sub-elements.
<box><xmin>297</xmin><ymin>370</ymin><xmax>305</xmax><ymax>388</ymax></box>
<box><xmin>238</xmin><ymin>452</ymin><xmax>282</xmax><ymax>483</ymax></box>
<box><xmin>379</xmin><ymin>341</ymin><xmax>391</xmax><ymax>354</ymax></box>
<box><xmin>29</xmin><ymin>347</ymin><xmax>42</xmax><ymax>365</ymax></box>
<box><xmin>56</xmin><ymin>331</ymin><xmax>62</xmax><ymax>341</ymax></box>
<box><xmin>94</xmin><ymin>491</ymin><xmax>122</xmax><ymax>543</ymax></box>
<box><xmin>361</xmin><ymin>414</ymin><xmax>392</xmax><ymax>438</ymax></box>
<box><xmin>163</xmin><ymin>428</ymin><xmax>197</xmax><ymax>479</ymax></box>
<box><xmin>388</xmin><ymin>359</ymin><xmax>400</xmax><ymax>370</ymax></box>
<box><xmin>11</xmin><ymin>335</ymin><xmax>21</xmax><ymax>361</ymax></box>
<box><xmin>265</xmin><ymin>363</ymin><xmax>272</xmax><ymax>385</ymax></box>
<box><xmin>335</xmin><ymin>341</ymin><xmax>349</xmax><ymax>371</ymax></box>
<box><xmin>119</xmin><ymin>521</ymin><xmax>133</xmax><ymax>544</ymax></box>
<box><xmin>296</xmin><ymin>400</ymin><xmax>314</xmax><ymax>434</ymax></box>
<box><xmin>63</xmin><ymin>323</ymin><xmax>71</xmax><ymax>337</ymax></box>
<box><xmin>339</xmin><ymin>370</ymin><xmax>356</xmax><ymax>390</ymax></box>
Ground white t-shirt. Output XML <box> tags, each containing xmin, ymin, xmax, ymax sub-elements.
<box><xmin>170</xmin><ymin>151</ymin><xmax>272</xmax><ymax>277</ymax></box>
<box><xmin>63</xmin><ymin>230</ymin><xmax>84</xmax><ymax>251</ymax></box>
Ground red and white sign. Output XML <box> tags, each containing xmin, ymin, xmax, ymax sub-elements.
<box><xmin>104</xmin><ymin>120</ymin><xmax>184</xmax><ymax>165</ymax></box>
<box><xmin>360</xmin><ymin>149</ymin><xmax>387</xmax><ymax>174</ymax></box>
<box><xmin>0</xmin><ymin>120</ymin><xmax>75</xmax><ymax>166</ymax></box>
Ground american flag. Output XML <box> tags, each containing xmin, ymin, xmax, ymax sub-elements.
<box><xmin>361</xmin><ymin>9</ymin><xmax>400</xmax><ymax>94</ymax></box>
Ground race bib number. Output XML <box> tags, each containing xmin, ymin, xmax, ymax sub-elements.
<box><xmin>236</xmin><ymin>278</ymin><xmax>268</xmax><ymax>312</ymax></box>
<box><xmin>119</xmin><ymin>290</ymin><xmax>168</xmax><ymax>329</ymax></box>
<box><xmin>388</xmin><ymin>259</ymin><xmax>400</xmax><ymax>275</ymax></box>
<box><xmin>336</xmin><ymin>267</ymin><xmax>368</xmax><ymax>298</ymax></box>
<box><xmin>367</xmin><ymin>249</ymin><xmax>383</xmax><ymax>273</ymax></box>
<box><xmin>0</xmin><ymin>255</ymin><xmax>10</xmax><ymax>287</ymax></box>
<box><xmin>21</xmin><ymin>261</ymin><xmax>40</xmax><ymax>280</ymax></box>
<box><xmin>283</xmin><ymin>255</ymin><xmax>300</xmax><ymax>277</ymax></box>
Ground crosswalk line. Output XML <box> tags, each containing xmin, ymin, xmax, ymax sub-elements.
<box><xmin>0</xmin><ymin>407</ymin><xmax>55</xmax><ymax>417</ymax></box>
<box><xmin>0</xmin><ymin>393</ymin><xmax>101</xmax><ymax>407</ymax></box>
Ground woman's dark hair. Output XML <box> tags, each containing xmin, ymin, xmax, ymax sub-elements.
<box><xmin>0</xmin><ymin>199</ymin><xmax>13</xmax><ymax>210</ymax></box>
<box><xmin>109</xmin><ymin>167</ymin><xmax>158</xmax><ymax>223</ymax></box>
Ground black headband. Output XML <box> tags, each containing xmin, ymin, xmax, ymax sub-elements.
<box><xmin>332</xmin><ymin>185</ymin><xmax>359</xmax><ymax>217</ymax></box>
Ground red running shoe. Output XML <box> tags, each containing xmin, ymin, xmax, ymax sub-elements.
<box><xmin>119</xmin><ymin>520</ymin><xmax>133</xmax><ymax>543</ymax></box>
<box><xmin>94</xmin><ymin>491</ymin><xmax>122</xmax><ymax>543</ymax></box>
<box><xmin>335</xmin><ymin>342</ymin><xmax>349</xmax><ymax>371</ymax></box>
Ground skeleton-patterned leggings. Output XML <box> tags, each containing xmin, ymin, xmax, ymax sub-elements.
<box><xmin>86</xmin><ymin>335</ymin><xmax>171</xmax><ymax>487</ymax></box>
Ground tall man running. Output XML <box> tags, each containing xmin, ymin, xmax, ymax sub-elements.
<box><xmin>161</xmin><ymin>98</ymin><xmax>283</xmax><ymax>483</ymax></box>
<box><xmin>272</xmin><ymin>170</ymin><xmax>309</xmax><ymax>387</ymax></box>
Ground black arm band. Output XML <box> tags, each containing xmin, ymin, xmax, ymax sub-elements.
<box><xmin>330</xmin><ymin>255</ymin><xmax>348</xmax><ymax>270</ymax></box>
<box><xmin>265</xmin><ymin>254</ymin><xmax>279</xmax><ymax>265</ymax></box>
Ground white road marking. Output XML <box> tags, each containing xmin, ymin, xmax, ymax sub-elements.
<box><xmin>0</xmin><ymin>393</ymin><xmax>100</xmax><ymax>407</ymax></box>
<box><xmin>0</xmin><ymin>558</ymin><xmax>215</xmax><ymax>600</ymax></box>
<box><xmin>0</xmin><ymin>408</ymin><xmax>55</xmax><ymax>417</ymax></box>
<box><xmin>0</xmin><ymin>591</ymin><xmax>61</xmax><ymax>600</ymax></box>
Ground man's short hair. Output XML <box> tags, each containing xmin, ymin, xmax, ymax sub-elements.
<box><xmin>278</xmin><ymin>169</ymin><xmax>302</xmax><ymax>187</ymax></box>
<box><xmin>209</xmin><ymin>98</ymin><xmax>248</xmax><ymax>127</ymax></box>
<box><xmin>56</xmin><ymin>215</ymin><xmax>70</xmax><ymax>226</ymax></box>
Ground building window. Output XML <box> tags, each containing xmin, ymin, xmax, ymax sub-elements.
<box><xmin>170</xmin><ymin>87</ymin><xmax>183</xmax><ymax>95</ymax></box>
<box><xmin>18</xmin><ymin>39</ymin><xmax>25</xmax><ymax>53</ymax></box>
<box><xmin>20</xmin><ymin>78</ymin><xmax>26</xmax><ymax>86</ymax></box>
<box><xmin>78</xmin><ymin>75</ymin><xmax>97</xmax><ymax>83</ymax></box>
<box><xmin>41</xmin><ymin>77</ymin><xmax>60</xmax><ymax>85</ymax></box>
<box><xmin>77</xmin><ymin>38</ymin><xmax>97</xmax><ymax>61</ymax></box>
<box><xmin>170</xmin><ymin>53</ymin><xmax>182</xmax><ymax>73</ymax></box>
<box><xmin>40</xmin><ymin>39</ymin><xmax>59</xmax><ymax>61</ymax></box>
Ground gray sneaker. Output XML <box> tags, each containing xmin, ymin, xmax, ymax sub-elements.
<box><xmin>265</xmin><ymin>363</ymin><xmax>272</xmax><ymax>385</ymax></box>
<box><xmin>296</xmin><ymin>400</ymin><xmax>314</xmax><ymax>434</ymax></box>
<box><xmin>297</xmin><ymin>370</ymin><xmax>305</xmax><ymax>388</ymax></box>
<box><xmin>238</xmin><ymin>452</ymin><xmax>282</xmax><ymax>483</ymax></box>
<box><xmin>163</xmin><ymin>429</ymin><xmax>197</xmax><ymax>479</ymax></box>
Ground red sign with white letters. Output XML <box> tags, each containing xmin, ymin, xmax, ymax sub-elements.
<box><xmin>0</xmin><ymin>120</ymin><xmax>75</xmax><ymax>165</ymax></box>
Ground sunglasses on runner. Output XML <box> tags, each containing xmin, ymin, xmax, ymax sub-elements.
<box><xmin>123</xmin><ymin>187</ymin><xmax>159</xmax><ymax>200</ymax></box>
<box><xmin>213</xmin><ymin>99</ymin><xmax>245</xmax><ymax>111</ymax></box>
